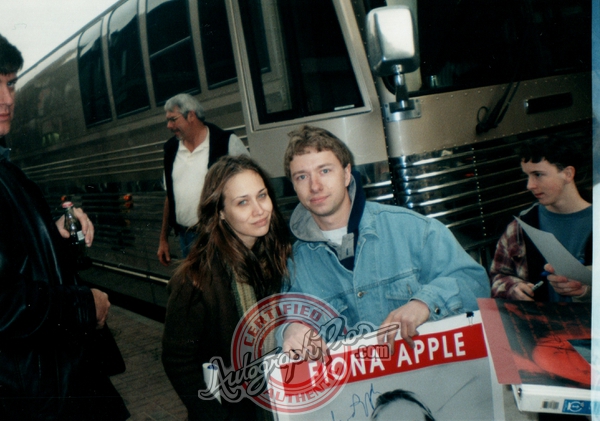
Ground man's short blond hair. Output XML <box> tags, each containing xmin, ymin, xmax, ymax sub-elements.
<box><xmin>283</xmin><ymin>125</ymin><xmax>354</xmax><ymax>179</ymax></box>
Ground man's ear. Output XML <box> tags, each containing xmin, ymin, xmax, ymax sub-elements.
<box><xmin>344</xmin><ymin>164</ymin><xmax>352</xmax><ymax>187</ymax></box>
<box><xmin>563</xmin><ymin>166</ymin><xmax>576</xmax><ymax>182</ymax></box>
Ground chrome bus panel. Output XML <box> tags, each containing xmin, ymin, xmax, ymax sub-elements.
<box><xmin>389</xmin><ymin>123</ymin><xmax>592</xmax><ymax>263</ymax></box>
<box><xmin>379</xmin><ymin>73</ymin><xmax>591</xmax><ymax>159</ymax></box>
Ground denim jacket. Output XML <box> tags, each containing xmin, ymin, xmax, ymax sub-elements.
<box><xmin>286</xmin><ymin>177</ymin><xmax>490</xmax><ymax>328</ymax></box>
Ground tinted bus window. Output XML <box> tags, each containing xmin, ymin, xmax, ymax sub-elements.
<box><xmin>239</xmin><ymin>0</ymin><xmax>363</xmax><ymax>124</ymax></box>
<box><xmin>78</xmin><ymin>21</ymin><xmax>112</xmax><ymax>127</ymax></box>
<box><xmin>146</xmin><ymin>0</ymin><xmax>199</xmax><ymax>103</ymax></box>
<box><xmin>413</xmin><ymin>0</ymin><xmax>591</xmax><ymax>94</ymax></box>
<box><xmin>108</xmin><ymin>0</ymin><xmax>150</xmax><ymax>117</ymax></box>
<box><xmin>198</xmin><ymin>0</ymin><xmax>237</xmax><ymax>88</ymax></box>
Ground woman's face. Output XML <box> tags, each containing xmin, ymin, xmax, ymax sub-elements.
<box><xmin>220</xmin><ymin>170</ymin><xmax>273</xmax><ymax>248</ymax></box>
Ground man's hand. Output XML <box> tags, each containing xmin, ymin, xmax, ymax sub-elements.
<box><xmin>91</xmin><ymin>288</ymin><xmax>110</xmax><ymax>329</ymax></box>
<box><xmin>55</xmin><ymin>207</ymin><xmax>94</xmax><ymax>247</ymax></box>
<box><xmin>544</xmin><ymin>263</ymin><xmax>588</xmax><ymax>297</ymax></box>
<box><xmin>378</xmin><ymin>300</ymin><xmax>430</xmax><ymax>353</ymax></box>
<box><xmin>282</xmin><ymin>322</ymin><xmax>328</xmax><ymax>361</ymax></box>
<box><xmin>157</xmin><ymin>239</ymin><xmax>171</xmax><ymax>266</ymax></box>
<box><xmin>510</xmin><ymin>282</ymin><xmax>536</xmax><ymax>301</ymax></box>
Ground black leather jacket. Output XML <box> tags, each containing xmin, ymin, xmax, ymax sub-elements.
<box><xmin>0</xmin><ymin>157</ymin><xmax>127</xmax><ymax>420</ymax></box>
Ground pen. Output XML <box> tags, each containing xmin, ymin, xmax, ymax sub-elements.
<box><xmin>532</xmin><ymin>280</ymin><xmax>544</xmax><ymax>291</ymax></box>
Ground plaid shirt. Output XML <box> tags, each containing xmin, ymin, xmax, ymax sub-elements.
<box><xmin>490</xmin><ymin>219</ymin><xmax>529</xmax><ymax>299</ymax></box>
<box><xmin>490</xmin><ymin>205</ymin><xmax>592</xmax><ymax>302</ymax></box>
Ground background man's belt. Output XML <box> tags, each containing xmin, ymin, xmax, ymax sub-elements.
<box><xmin>175</xmin><ymin>223</ymin><xmax>191</xmax><ymax>234</ymax></box>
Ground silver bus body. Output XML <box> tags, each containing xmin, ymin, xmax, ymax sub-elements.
<box><xmin>7</xmin><ymin>0</ymin><xmax>591</xmax><ymax>305</ymax></box>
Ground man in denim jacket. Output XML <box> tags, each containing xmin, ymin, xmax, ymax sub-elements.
<box><xmin>281</xmin><ymin>125</ymin><xmax>489</xmax><ymax>355</ymax></box>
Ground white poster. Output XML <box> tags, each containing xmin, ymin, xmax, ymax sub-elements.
<box><xmin>266</xmin><ymin>312</ymin><xmax>504</xmax><ymax>421</ymax></box>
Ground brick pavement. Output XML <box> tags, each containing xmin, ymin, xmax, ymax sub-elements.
<box><xmin>108</xmin><ymin>305</ymin><xmax>188</xmax><ymax>421</ymax></box>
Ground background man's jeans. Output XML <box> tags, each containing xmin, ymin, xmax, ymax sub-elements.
<box><xmin>178</xmin><ymin>229</ymin><xmax>197</xmax><ymax>258</ymax></box>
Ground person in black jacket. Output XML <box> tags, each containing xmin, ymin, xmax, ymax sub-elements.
<box><xmin>0</xmin><ymin>33</ymin><xmax>129</xmax><ymax>420</ymax></box>
<box><xmin>162</xmin><ymin>155</ymin><xmax>291</xmax><ymax>420</ymax></box>
<box><xmin>157</xmin><ymin>93</ymin><xmax>249</xmax><ymax>266</ymax></box>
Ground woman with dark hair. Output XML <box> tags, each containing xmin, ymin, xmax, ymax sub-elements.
<box><xmin>162</xmin><ymin>155</ymin><xmax>291</xmax><ymax>421</ymax></box>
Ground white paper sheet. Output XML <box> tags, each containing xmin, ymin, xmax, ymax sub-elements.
<box><xmin>202</xmin><ymin>362</ymin><xmax>222</xmax><ymax>403</ymax></box>
<box><xmin>516</xmin><ymin>217</ymin><xmax>592</xmax><ymax>285</ymax></box>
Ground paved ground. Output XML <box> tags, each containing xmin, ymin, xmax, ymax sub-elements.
<box><xmin>108</xmin><ymin>305</ymin><xmax>187</xmax><ymax>421</ymax></box>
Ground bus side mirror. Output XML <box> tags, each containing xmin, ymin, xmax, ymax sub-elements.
<box><xmin>367</xmin><ymin>6</ymin><xmax>418</xmax><ymax>77</ymax></box>
<box><xmin>367</xmin><ymin>6</ymin><xmax>420</xmax><ymax>115</ymax></box>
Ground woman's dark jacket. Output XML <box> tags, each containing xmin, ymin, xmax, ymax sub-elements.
<box><xmin>162</xmin><ymin>259</ymin><xmax>258</xmax><ymax>421</ymax></box>
<box><xmin>0</xmin><ymin>157</ymin><xmax>129</xmax><ymax>420</ymax></box>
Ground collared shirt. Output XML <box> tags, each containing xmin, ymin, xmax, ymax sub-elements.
<box><xmin>167</xmin><ymin>129</ymin><xmax>248</xmax><ymax>227</ymax></box>
<box><xmin>172</xmin><ymin>135</ymin><xmax>210</xmax><ymax>227</ymax></box>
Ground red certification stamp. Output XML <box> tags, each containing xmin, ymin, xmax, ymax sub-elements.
<box><xmin>229</xmin><ymin>293</ymin><xmax>351</xmax><ymax>413</ymax></box>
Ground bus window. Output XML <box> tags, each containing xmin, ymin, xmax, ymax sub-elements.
<box><xmin>146</xmin><ymin>0</ymin><xmax>199</xmax><ymax>104</ymax></box>
<box><xmin>239</xmin><ymin>0</ymin><xmax>364</xmax><ymax>124</ymax></box>
<box><xmin>408</xmin><ymin>0</ymin><xmax>591</xmax><ymax>95</ymax></box>
<box><xmin>198</xmin><ymin>0</ymin><xmax>237</xmax><ymax>89</ymax></box>
<box><xmin>108</xmin><ymin>0</ymin><xmax>150</xmax><ymax>118</ymax></box>
<box><xmin>78</xmin><ymin>21</ymin><xmax>112</xmax><ymax>127</ymax></box>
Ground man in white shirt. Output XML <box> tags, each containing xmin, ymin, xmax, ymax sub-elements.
<box><xmin>157</xmin><ymin>94</ymin><xmax>249</xmax><ymax>265</ymax></box>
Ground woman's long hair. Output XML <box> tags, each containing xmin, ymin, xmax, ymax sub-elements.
<box><xmin>175</xmin><ymin>155</ymin><xmax>291</xmax><ymax>299</ymax></box>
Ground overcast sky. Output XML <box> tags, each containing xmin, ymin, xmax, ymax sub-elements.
<box><xmin>1</xmin><ymin>0</ymin><xmax>120</xmax><ymax>72</ymax></box>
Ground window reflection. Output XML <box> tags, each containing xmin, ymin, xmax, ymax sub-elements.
<box><xmin>198</xmin><ymin>0</ymin><xmax>237</xmax><ymax>88</ymax></box>
<box><xmin>146</xmin><ymin>0</ymin><xmax>199</xmax><ymax>103</ymax></box>
<box><xmin>108</xmin><ymin>0</ymin><xmax>150</xmax><ymax>117</ymax></box>
<box><xmin>239</xmin><ymin>0</ymin><xmax>363</xmax><ymax>124</ymax></box>
<box><xmin>78</xmin><ymin>21</ymin><xmax>112</xmax><ymax>127</ymax></box>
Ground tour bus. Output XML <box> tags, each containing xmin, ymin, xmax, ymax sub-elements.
<box><xmin>8</xmin><ymin>0</ymin><xmax>592</xmax><ymax>307</ymax></box>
